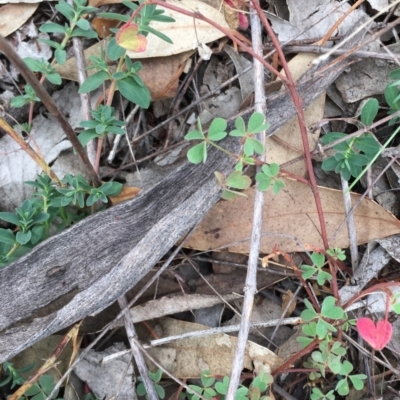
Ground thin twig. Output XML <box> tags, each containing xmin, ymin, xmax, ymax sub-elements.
<box><xmin>340</xmin><ymin>176</ymin><xmax>358</xmax><ymax>269</ymax></box>
<box><xmin>226</xmin><ymin>4</ymin><xmax>266</xmax><ymax>399</ymax></box>
<box><xmin>118</xmin><ymin>295</ymin><xmax>159</xmax><ymax>400</ymax></box>
<box><xmin>71</xmin><ymin>35</ymin><xmax>97</xmax><ymax>167</ymax></box>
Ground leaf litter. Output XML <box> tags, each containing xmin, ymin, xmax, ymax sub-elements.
<box><xmin>3</xmin><ymin>0</ymin><xmax>400</xmax><ymax>398</ymax></box>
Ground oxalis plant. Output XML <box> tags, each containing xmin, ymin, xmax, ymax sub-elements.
<box><xmin>185</xmin><ymin>113</ymin><xmax>285</xmax><ymax>199</ymax></box>
<box><xmin>137</xmin><ymin>369</ymin><xmax>274</xmax><ymax>400</ymax></box>
<box><xmin>296</xmin><ymin>248</ymin><xmax>400</xmax><ymax>400</ymax></box>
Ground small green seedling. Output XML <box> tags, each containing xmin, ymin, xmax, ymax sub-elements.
<box><xmin>300</xmin><ymin>252</ymin><xmax>332</xmax><ymax>286</ymax></box>
<box><xmin>137</xmin><ymin>369</ymin><xmax>165</xmax><ymax>400</ymax></box>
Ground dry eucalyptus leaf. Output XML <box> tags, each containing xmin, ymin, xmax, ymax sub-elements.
<box><xmin>145</xmin><ymin>317</ymin><xmax>283</xmax><ymax>378</ymax></box>
<box><xmin>185</xmin><ymin>178</ymin><xmax>400</xmax><ymax>253</ymax></box>
<box><xmin>0</xmin><ymin>3</ymin><xmax>38</xmax><ymax>36</ymax></box>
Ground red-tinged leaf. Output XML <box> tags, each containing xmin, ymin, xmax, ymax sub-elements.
<box><xmin>116</xmin><ymin>23</ymin><xmax>147</xmax><ymax>52</ymax></box>
<box><xmin>357</xmin><ymin>318</ymin><xmax>392</xmax><ymax>350</ymax></box>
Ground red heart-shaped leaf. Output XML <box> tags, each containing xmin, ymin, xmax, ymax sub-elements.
<box><xmin>357</xmin><ymin>318</ymin><xmax>392</xmax><ymax>350</ymax></box>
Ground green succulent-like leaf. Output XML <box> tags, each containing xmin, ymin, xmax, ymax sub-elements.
<box><xmin>117</xmin><ymin>77</ymin><xmax>151</xmax><ymax>108</ymax></box>
<box><xmin>361</xmin><ymin>98</ymin><xmax>379</xmax><ymax>126</ymax></box>
<box><xmin>79</xmin><ymin>71</ymin><xmax>109</xmax><ymax>93</ymax></box>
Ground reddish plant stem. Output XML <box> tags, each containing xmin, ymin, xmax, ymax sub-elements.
<box><xmin>272</xmin><ymin>339</ymin><xmax>319</xmax><ymax>376</ymax></box>
<box><xmin>147</xmin><ymin>0</ymin><xmax>287</xmax><ymax>82</ymax></box>
<box><xmin>251</xmin><ymin>0</ymin><xmax>329</xmax><ymax>250</ymax></box>
<box><xmin>344</xmin><ymin>282</ymin><xmax>400</xmax><ymax>310</ymax></box>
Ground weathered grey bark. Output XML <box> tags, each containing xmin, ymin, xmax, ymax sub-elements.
<box><xmin>0</xmin><ymin>54</ymin><xmax>354</xmax><ymax>362</ymax></box>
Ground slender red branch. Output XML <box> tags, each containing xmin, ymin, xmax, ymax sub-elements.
<box><xmin>344</xmin><ymin>282</ymin><xmax>400</xmax><ymax>310</ymax></box>
<box><xmin>251</xmin><ymin>0</ymin><xmax>329</xmax><ymax>250</ymax></box>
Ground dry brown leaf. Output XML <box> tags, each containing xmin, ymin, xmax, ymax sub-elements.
<box><xmin>0</xmin><ymin>3</ymin><xmax>38</xmax><ymax>36</ymax></box>
<box><xmin>109</xmin><ymin>186</ymin><xmax>140</xmax><ymax>206</ymax></box>
<box><xmin>56</xmin><ymin>43</ymin><xmax>193</xmax><ymax>100</ymax></box>
<box><xmin>185</xmin><ymin>178</ymin><xmax>400</xmax><ymax>253</ymax></box>
<box><xmin>268</xmin><ymin>53</ymin><xmax>324</xmax><ymax>176</ymax></box>
<box><xmin>144</xmin><ymin>317</ymin><xmax>283</xmax><ymax>378</ymax></box>
<box><xmin>91</xmin><ymin>16</ymin><xmax>120</xmax><ymax>39</ymax></box>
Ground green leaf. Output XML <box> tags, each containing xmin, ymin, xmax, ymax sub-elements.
<box><xmin>55</xmin><ymin>49</ymin><xmax>67</xmax><ymax>65</ymax></box>
<box><xmin>79</xmin><ymin>71</ymin><xmax>109</xmax><ymax>93</ymax></box>
<box><xmin>336</xmin><ymin>378</ymin><xmax>350</xmax><ymax>396</ymax></box>
<box><xmin>16</xmin><ymin>230</ymin><xmax>32</xmax><ymax>245</ymax></box>
<box><xmin>24</xmin><ymin>57</ymin><xmax>44</xmax><ymax>72</ymax></box>
<box><xmin>272</xmin><ymin>179</ymin><xmax>284</xmax><ymax>194</ymax></box>
<box><xmin>55</xmin><ymin>1</ymin><xmax>75</xmax><ymax>19</ymax></box>
<box><xmin>321</xmin><ymin>156</ymin><xmax>340</xmax><ymax>172</ymax></box>
<box><xmin>349</xmin><ymin>374</ymin><xmax>367</xmax><ymax>390</ymax></box>
<box><xmin>385</xmin><ymin>84</ymin><xmax>400</xmax><ymax>110</ymax></box>
<box><xmin>321</xmin><ymin>131</ymin><xmax>347</xmax><ymax>145</ymax></box>
<box><xmin>187</xmin><ymin>142</ymin><xmax>207</xmax><ymax>164</ymax></box>
<box><xmin>226</xmin><ymin>171</ymin><xmax>251</xmax><ymax>189</ymax></box>
<box><xmin>215</xmin><ymin>377</ymin><xmax>229</xmax><ymax>395</ymax></box>
<box><xmin>248</xmin><ymin>112</ymin><xmax>265</xmax><ymax>133</ymax></box>
<box><xmin>301</xmin><ymin>265</ymin><xmax>317</xmax><ymax>280</ymax></box>
<box><xmin>71</xmin><ymin>28</ymin><xmax>98</xmax><ymax>38</ymax></box>
<box><xmin>32</xmin><ymin>213</ymin><xmax>49</xmax><ymax>224</ymax></box>
<box><xmin>208</xmin><ymin>118</ymin><xmax>227</xmax><ymax>141</ymax></box>
<box><xmin>317</xmin><ymin>270</ymin><xmax>332</xmax><ymax>286</ymax></box>
<box><xmin>185</xmin><ymin>130</ymin><xmax>205</xmax><ymax>140</ymax></box>
<box><xmin>117</xmin><ymin>77</ymin><xmax>151</xmax><ymax>108</ymax></box>
<box><xmin>78</xmin><ymin>131</ymin><xmax>98</xmax><ymax>147</ymax></box>
<box><xmin>390</xmin><ymin>68</ymin><xmax>400</xmax><ymax>80</ymax></box>
<box><xmin>136</xmin><ymin>382</ymin><xmax>146</xmax><ymax>396</ymax></box>
<box><xmin>244</xmin><ymin>138</ymin><xmax>264</xmax><ymax>156</ymax></box>
<box><xmin>255</xmin><ymin>173</ymin><xmax>271</xmax><ymax>191</ymax></box>
<box><xmin>45</xmin><ymin>72</ymin><xmax>62</xmax><ymax>85</ymax></box>
<box><xmin>0</xmin><ymin>212</ymin><xmax>20</xmax><ymax>226</ymax></box>
<box><xmin>361</xmin><ymin>98</ymin><xmax>378</xmax><ymax>126</ymax></box>
<box><xmin>311</xmin><ymin>252</ymin><xmax>325</xmax><ymax>267</ymax></box>
<box><xmin>139</xmin><ymin>25</ymin><xmax>173</xmax><ymax>44</ymax></box>
<box><xmin>0</xmin><ymin>229</ymin><xmax>16</xmax><ymax>245</ymax></box>
<box><xmin>76</xmin><ymin>18</ymin><xmax>90</xmax><ymax>30</ymax></box>
<box><xmin>40</xmin><ymin>22</ymin><xmax>67</xmax><ymax>34</ymax></box>
<box><xmin>107</xmin><ymin>37</ymin><xmax>126</xmax><ymax>61</ymax></box>
<box><xmin>101</xmin><ymin>181</ymin><xmax>123</xmax><ymax>196</ymax></box>
<box><xmin>354</xmin><ymin>136</ymin><xmax>380</xmax><ymax>154</ymax></box>
<box><xmin>316</xmin><ymin>319</ymin><xmax>331</xmax><ymax>339</ymax></box>
<box><xmin>269</xmin><ymin>163</ymin><xmax>279</xmax><ymax>176</ymax></box>
<box><xmin>321</xmin><ymin>296</ymin><xmax>343</xmax><ymax>319</ymax></box>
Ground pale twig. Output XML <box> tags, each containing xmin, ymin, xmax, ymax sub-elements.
<box><xmin>226</xmin><ymin>5</ymin><xmax>266</xmax><ymax>399</ymax></box>
<box><xmin>70</xmin><ymin>9</ymin><xmax>96</xmax><ymax>167</ymax></box>
<box><xmin>118</xmin><ymin>295</ymin><xmax>159</xmax><ymax>400</ymax></box>
<box><xmin>341</xmin><ymin>176</ymin><xmax>359</xmax><ymax>269</ymax></box>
